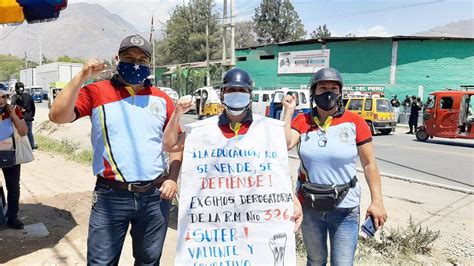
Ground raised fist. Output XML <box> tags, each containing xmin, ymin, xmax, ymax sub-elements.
<box><xmin>81</xmin><ymin>58</ymin><xmax>106</xmax><ymax>80</ymax></box>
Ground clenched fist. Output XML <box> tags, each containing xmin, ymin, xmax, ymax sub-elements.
<box><xmin>81</xmin><ymin>58</ymin><xmax>107</xmax><ymax>80</ymax></box>
<box><xmin>282</xmin><ymin>94</ymin><xmax>297</xmax><ymax>111</ymax></box>
<box><xmin>174</xmin><ymin>98</ymin><xmax>193</xmax><ymax>115</ymax></box>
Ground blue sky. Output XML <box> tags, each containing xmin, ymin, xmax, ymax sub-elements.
<box><xmin>69</xmin><ymin>0</ymin><xmax>473</xmax><ymax>37</ymax></box>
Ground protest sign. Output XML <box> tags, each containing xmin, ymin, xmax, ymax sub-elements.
<box><xmin>175</xmin><ymin>115</ymin><xmax>296</xmax><ymax>266</ymax></box>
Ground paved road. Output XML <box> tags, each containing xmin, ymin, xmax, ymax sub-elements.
<box><xmin>37</xmin><ymin>103</ymin><xmax>473</xmax><ymax>190</ymax></box>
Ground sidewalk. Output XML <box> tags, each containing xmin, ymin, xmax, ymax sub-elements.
<box><xmin>0</xmin><ymin>150</ymin><xmax>472</xmax><ymax>265</ymax></box>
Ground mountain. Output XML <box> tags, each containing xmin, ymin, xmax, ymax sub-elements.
<box><xmin>0</xmin><ymin>3</ymin><xmax>142</xmax><ymax>61</ymax></box>
<box><xmin>412</xmin><ymin>19</ymin><xmax>474</xmax><ymax>38</ymax></box>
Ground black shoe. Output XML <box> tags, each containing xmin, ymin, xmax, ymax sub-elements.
<box><xmin>405</xmin><ymin>131</ymin><xmax>413</xmax><ymax>134</ymax></box>
<box><xmin>7</xmin><ymin>218</ymin><xmax>24</xmax><ymax>230</ymax></box>
<box><xmin>32</xmin><ymin>145</ymin><xmax>38</xmax><ymax>150</ymax></box>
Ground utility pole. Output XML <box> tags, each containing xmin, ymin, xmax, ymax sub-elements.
<box><xmin>151</xmin><ymin>12</ymin><xmax>156</xmax><ymax>83</ymax></box>
<box><xmin>230</xmin><ymin>0</ymin><xmax>235</xmax><ymax>66</ymax></box>
<box><xmin>206</xmin><ymin>23</ymin><xmax>210</xmax><ymax>86</ymax></box>
<box><xmin>39</xmin><ymin>28</ymin><xmax>42</xmax><ymax>65</ymax></box>
<box><xmin>222</xmin><ymin>0</ymin><xmax>227</xmax><ymax>68</ymax></box>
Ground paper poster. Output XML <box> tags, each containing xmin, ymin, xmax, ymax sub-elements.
<box><xmin>278</xmin><ymin>49</ymin><xmax>330</xmax><ymax>74</ymax></box>
<box><xmin>175</xmin><ymin>115</ymin><xmax>296</xmax><ymax>266</ymax></box>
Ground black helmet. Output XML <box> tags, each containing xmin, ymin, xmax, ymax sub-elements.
<box><xmin>221</xmin><ymin>68</ymin><xmax>253</xmax><ymax>91</ymax></box>
<box><xmin>15</xmin><ymin>82</ymin><xmax>25</xmax><ymax>90</ymax></box>
<box><xmin>309</xmin><ymin>68</ymin><xmax>343</xmax><ymax>94</ymax></box>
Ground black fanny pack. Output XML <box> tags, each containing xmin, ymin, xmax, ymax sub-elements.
<box><xmin>302</xmin><ymin>176</ymin><xmax>358</xmax><ymax>211</ymax></box>
<box><xmin>0</xmin><ymin>135</ymin><xmax>16</xmax><ymax>168</ymax></box>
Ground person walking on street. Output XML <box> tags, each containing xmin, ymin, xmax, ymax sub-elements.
<box><xmin>407</xmin><ymin>95</ymin><xmax>422</xmax><ymax>134</ymax></box>
<box><xmin>283</xmin><ymin>67</ymin><xmax>387</xmax><ymax>265</ymax></box>
<box><xmin>49</xmin><ymin>34</ymin><xmax>182</xmax><ymax>265</ymax></box>
<box><xmin>11</xmin><ymin>82</ymin><xmax>37</xmax><ymax>149</ymax></box>
<box><xmin>0</xmin><ymin>87</ymin><xmax>28</xmax><ymax>229</ymax></box>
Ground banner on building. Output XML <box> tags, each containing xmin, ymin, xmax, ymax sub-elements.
<box><xmin>342</xmin><ymin>85</ymin><xmax>385</xmax><ymax>92</ymax></box>
<box><xmin>175</xmin><ymin>115</ymin><xmax>296</xmax><ymax>266</ymax></box>
<box><xmin>278</xmin><ymin>49</ymin><xmax>330</xmax><ymax>74</ymax></box>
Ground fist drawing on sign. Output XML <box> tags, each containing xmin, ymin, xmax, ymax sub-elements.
<box><xmin>269</xmin><ymin>233</ymin><xmax>287</xmax><ymax>266</ymax></box>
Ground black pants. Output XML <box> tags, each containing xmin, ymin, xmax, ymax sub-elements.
<box><xmin>409</xmin><ymin>115</ymin><xmax>419</xmax><ymax>133</ymax></box>
<box><xmin>1</xmin><ymin>164</ymin><xmax>21</xmax><ymax>220</ymax></box>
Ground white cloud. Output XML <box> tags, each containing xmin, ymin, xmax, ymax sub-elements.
<box><xmin>352</xmin><ymin>25</ymin><xmax>392</xmax><ymax>37</ymax></box>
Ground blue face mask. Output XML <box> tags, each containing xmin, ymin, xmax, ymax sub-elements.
<box><xmin>117</xmin><ymin>61</ymin><xmax>151</xmax><ymax>85</ymax></box>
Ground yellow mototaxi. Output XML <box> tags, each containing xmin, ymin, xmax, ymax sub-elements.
<box><xmin>196</xmin><ymin>86</ymin><xmax>224</xmax><ymax>119</ymax></box>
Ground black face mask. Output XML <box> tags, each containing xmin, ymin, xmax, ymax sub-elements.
<box><xmin>313</xmin><ymin>91</ymin><xmax>340</xmax><ymax>111</ymax></box>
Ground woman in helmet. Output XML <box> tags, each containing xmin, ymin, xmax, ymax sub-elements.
<box><xmin>282</xmin><ymin>67</ymin><xmax>387</xmax><ymax>265</ymax></box>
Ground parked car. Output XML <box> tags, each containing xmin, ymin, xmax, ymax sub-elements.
<box><xmin>416</xmin><ymin>88</ymin><xmax>474</xmax><ymax>141</ymax></box>
<box><xmin>160</xmin><ymin>87</ymin><xmax>179</xmax><ymax>104</ymax></box>
<box><xmin>25</xmin><ymin>86</ymin><xmax>43</xmax><ymax>103</ymax></box>
<box><xmin>268</xmin><ymin>88</ymin><xmax>310</xmax><ymax>120</ymax></box>
<box><xmin>252</xmin><ymin>90</ymin><xmax>274</xmax><ymax>116</ymax></box>
<box><xmin>345</xmin><ymin>96</ymin><xmax>397</xmax><ymax>135</ymax></box>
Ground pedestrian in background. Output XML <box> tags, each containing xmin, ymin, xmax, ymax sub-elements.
<box><xmin>0</xmin><ymin>87</ymin><xmax>28</xmax><ymax>229</ymax></box>
<box><xmin>283</xmin><ymin>67</ymin><xmax>387</xmax><ymax>265</ymax></box>
<box><xmin>11</xmin><ymin>82</ymin><xmax>37</xmax><ymax>149</ymax></box>
<box><xmin>407</xmin><ymin>95</ymin><xmax>422</xmax><ymax>134</ymax></box>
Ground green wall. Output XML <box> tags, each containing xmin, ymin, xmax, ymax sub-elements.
<box><xmin>236</xmin><ymin>38</ymin><xmax>474</xmax><ymax>100</ymax></box>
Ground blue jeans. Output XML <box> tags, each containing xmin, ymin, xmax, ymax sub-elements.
<box><xmin>1</xmin><ymin>164</ymin><xmax>21</xmax><ymax>221</ymax></box>
<box><xmin>25</xmin><ymin>121</ymin><xmax>35</xmax><ymax>148</ymax></box>
<box><xmin>87</xmin><ymin>184</ymin><xmax>170</xmax><ymax>265</ymax></box>
<box><xmin>301</xmin><ymin>205</ymin><xmax>360</xmax><ymax>266</ymax></box>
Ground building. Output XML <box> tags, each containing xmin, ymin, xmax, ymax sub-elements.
<box><xmin>235</xmin><ymin>36</ymin><xmax>474</xmax><ymax>99</ymax></box>
<box><xmin>20</xmin><ymin>62</ymin><xmax>83</xmax><ymax>97</ymax></box>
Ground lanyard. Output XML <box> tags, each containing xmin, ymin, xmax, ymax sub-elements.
<box><xmin>313</xmin><ymin>116</ymin><xmax>333</xmax><ymax>147</ymax></box>
<box><xmin>313</xmin><ymin>116</ymin><xmax>333</xmax><ymax>133</ymax></box>
<box><xmin>230</xmin><ymin>122</ymin><xmax>242</xmax><ymax>139</ymax></box>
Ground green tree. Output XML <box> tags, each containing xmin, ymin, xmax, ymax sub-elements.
<box><xmin>310</xmin><ymin>24</ymin><xmax>332</xmax><ymax>39</ymax></box>
<box><xmin>156</xmin><ymin>0</ymin><xmax>221</xmax><ymax>65</ymax></box>
<box><xmin>253</xmin><ymin>0</ymin><xmax>306</xmax><ymax>44</ymax></box>
<box><xmin>0</xmin><ymin>54</ymin><xmax>38</xmax><ymax>81</ymax></box>
<box><xmin>235</xmin><ymin>21</ymin><xmax>259</xmax><ymax>49</ymax></box>
<box><xmin>57</xmin><ymin>55</ymin><xmax>84</xmax><ymax>63</ymax></box>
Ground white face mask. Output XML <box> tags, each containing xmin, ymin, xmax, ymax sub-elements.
<box><xmin>223</xmin><ymin>92</ymin><xmax>250</xmax><ymax>115</ymax></box>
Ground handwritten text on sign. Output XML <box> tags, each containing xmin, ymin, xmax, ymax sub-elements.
<box><xmin>175</xmin><ymin>117</ymin><xmax>296</xmax><ymax>266</ymax></box>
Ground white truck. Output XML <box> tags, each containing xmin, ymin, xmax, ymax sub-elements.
<box><xmin>20</xmin><ymin>62</ymin><xmax>83</xmax><ymax>100</ymax></box>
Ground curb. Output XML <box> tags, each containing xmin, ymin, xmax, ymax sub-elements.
<box><xmin>287</xmin><ymin>154</ymin><xmax>473</xmax><ymax>195</ymax></box>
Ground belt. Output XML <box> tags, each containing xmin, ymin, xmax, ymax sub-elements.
<box><xmin>96</xmin><ymin>172</ymin><xmax>169</xmax><ymax>193</ymax></box>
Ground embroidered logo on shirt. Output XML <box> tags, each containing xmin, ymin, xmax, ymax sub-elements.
<box><xmin>149</xmin><ymin>102</ymin><xmax>162</xmax><ymax>118</ymax></box>
<box><xmin>336</xmin><ymin>127</ymin><xmax>351</xmax><ymax>143</ymax></box>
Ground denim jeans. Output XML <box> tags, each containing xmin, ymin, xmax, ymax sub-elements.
<box><xmin>301</xmin><ymin>205</ymin><xmax>360</xmax><ymax>266</ymax></box>
<box><xmin>25</xmin><ymin>121</ymin><xmax>35</xmax><ymax>148</ymax></box>
<box><xmin>1</xmin><ymin>164</ymin><xmax>21</xmax><ymax>221</ymax></box>
<box><xmin>87</xmin><ymin>184</ymin><xmax>171</xmax><ymax>265</ymax></box>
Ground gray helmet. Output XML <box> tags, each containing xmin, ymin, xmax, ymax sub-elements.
<box><xmin>221</xmin><ymin>68</ymin><xmax>253</xmax><ymax>91</ymax></box>
<box><xmin>309</xmin><ymin>68</ymin><xmax>343</xmax><ymax>94</ymax></box>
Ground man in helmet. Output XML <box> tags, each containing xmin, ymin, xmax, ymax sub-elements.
<box><xmin>282</xmin><ymin>67</ymin><xmax>387</xmax><ymax>265</ymax></box>
<box><xmin>162</xmin><ymin>68</ymin><xmax>303</xmax><ymax>265</ymax></box>
<box><xmin>11</xmin><ymin>82</ymin><xmax>37</xmax><ymax>149</ymax></box>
